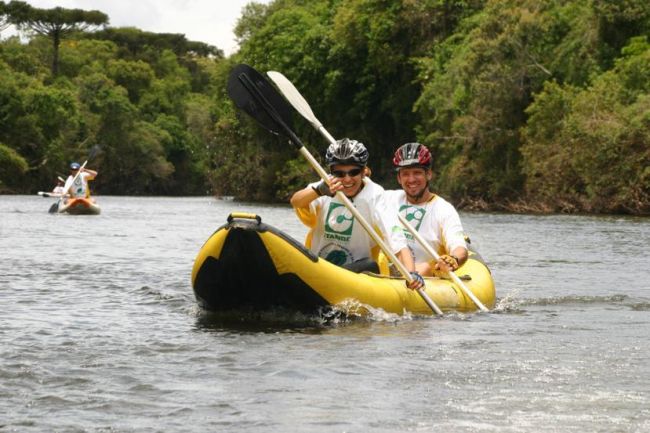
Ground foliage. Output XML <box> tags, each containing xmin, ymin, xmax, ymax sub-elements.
<box><xmin>57</xmin><ymin>38</ymin><xmax>117</xmax><ymax>78</ymax></box>
<box><xmin>213</xmin><ymin>0</ymin><xmax>650</xmax><ymax>213</ymax></box>
<box><xmin>0</xmin><ymin>3</ymin><xmax>222</xmax><ymax>196</ymax></box>
<box><xmin>1</xmin><ymin>0</ymin><xmax>649</xmax><ymax>214</ymax></box>
<box><xmin>0</xmin><ymin>141</ymin><xmax>28</xmax><ymax>191</ymax></box>
<box><xmin>412</xmin><ymin>0</ymin><xmax>649</xmax><ymax>212</ymax></box>
<box><xmin>274</xmin><ymin>156</ymin><xmax>314</xmax><ymax>201</ymax></box>
<box><xmin>0</xmin><ymin>0</ymin><xmax>10</xmax><ymax>33</ymax></box>
<box><xmin>9</xmin><ymin>2</ymin><xmax>108</xmax><ymax>75</ymax></box>
<box><xmin>209</xmin><ymin>112</ymin><xmax>271</xmax><ymax>201</ymax></box>
<box><xmin>0</xmin><ymin>35</ymin><xmax>49</xmax><ymax>76</ymax></box>
<box><xmin>0</xmin><ymin>59</ymin><xmax>80</xmax><ymax>190</ymax></box>
<box><xmin>91</xmin><ymin>27</ymin><xmax>223</xmax><ymax>59</ymax></box>
<box><xmin>106</xmin><ymin>58</ymin><xmax>154</xmax><ymax>103</ymax></box>
<box><xmin>523</xmin><ymin>36</ymin><xmax>650</xmax><ymax>213</ymax></box>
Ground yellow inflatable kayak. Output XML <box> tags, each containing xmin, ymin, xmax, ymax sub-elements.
<box><xmin>192</xmin><ymin>213</ymin><xmax>495</xmax><ymax>315</ymax></box>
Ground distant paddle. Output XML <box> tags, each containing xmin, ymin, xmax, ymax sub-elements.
<box><xmin>227</xmin><ymin>64</ymin><xmax>442</xmax><ymax>315</ymax></box>
<box><xmin>49</xmin><ymin>145</ymin><xmax>101</xmax><ymax>214</ymax></box>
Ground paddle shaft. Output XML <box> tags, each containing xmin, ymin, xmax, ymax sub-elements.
<box><xmin>265</xmin><ymin>71</ymin><xmax>442</xmax><ymax>315</ymax></box>
<box><xmin>399</xmin><ymin>214</ymin><xmax>489</xmax><ymax>312</ymax></box>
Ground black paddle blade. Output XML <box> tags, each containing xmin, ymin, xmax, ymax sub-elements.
<box><xmin>226</xmin><ymin>64</ymin><xmax>294</xmax><ymax>137</ymax></box>
<box><xmin>48</xmin><ymin>201</ymin><xmax>59</xmax><ymax>214</ymax></box>
<box><xmin>88</xmin><ymin>144</ymin><xmax>101</xmax><ymax>160</ymax></box>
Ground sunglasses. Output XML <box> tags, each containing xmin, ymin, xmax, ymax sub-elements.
<box><xmin>331</xmin><ymin>168</ymin><xmax>363</xmax><ymax>178</ymax></box>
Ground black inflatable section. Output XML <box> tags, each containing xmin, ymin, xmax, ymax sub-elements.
<box><xmin>193</xmin><ymin>224</ymin><xmax>329</xmax><ymax>313</ymax></box>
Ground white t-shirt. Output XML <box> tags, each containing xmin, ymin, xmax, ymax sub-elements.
<box><xmin>65</xmin><ymin>172</ymin><xmax>93</xmax><ymax>198</ymax></box>
<box><xmin>295</xmin><ymin>178</ymin><xmax>407</xmax><ymax>266</ymax></box>
<box><xmin>384</xmin><ymin>190</ymin><xmax>467</xmax><ymax>263</ymax></box>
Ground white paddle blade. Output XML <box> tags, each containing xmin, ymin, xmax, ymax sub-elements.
<box><xmin>267</xmin><ymin>71</ymin><xmax>322</xmax><ymax>128</ymax></box>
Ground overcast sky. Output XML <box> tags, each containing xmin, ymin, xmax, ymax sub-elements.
<box><xmin>16</xmin><ymin>0</ymin><xmax>273</xmax><ymax>55</ymax></box>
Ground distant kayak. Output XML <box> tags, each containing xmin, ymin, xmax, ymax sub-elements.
<box><xmin>57</xmin><ymin>197</ymin><xmax>101</xmax><ymax>215</ymax></box>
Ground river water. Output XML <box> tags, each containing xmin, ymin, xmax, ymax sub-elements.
<box><xmin>1</xmin><ymin>195</ymin><xmax>649</xmax><ymax>432</ymax></box>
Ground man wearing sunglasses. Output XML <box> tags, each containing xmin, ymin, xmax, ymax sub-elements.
<box><xmin>386</xmin><ymin>142</ymin><xmax>468</xmax><ymax>276</ymax></box>
<box><xmin>290</xmin><ymin>138</ymin><xmax>424</xmax><ymax>290</ymax></box>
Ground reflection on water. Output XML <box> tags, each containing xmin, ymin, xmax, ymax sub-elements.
<box><xmin>194</xmin><ymin>309</ymin><xmax>331</xmax><ymax>334</ymax></box>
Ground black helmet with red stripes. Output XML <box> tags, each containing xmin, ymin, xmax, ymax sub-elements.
<box><xmin>392</xmin><ymin>142</ymin><xmax>431</xmax><ymax>170</ymax></box>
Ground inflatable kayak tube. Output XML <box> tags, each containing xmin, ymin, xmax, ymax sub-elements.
<box><xmin>58</xmin><ymin>197</ymin><xmax>101</xmax><ymax>215</ymax></box>
<box><xmin>192</xmin><ymin>213</ymin><xmax>495</xmax><ymax>315</ymax></box>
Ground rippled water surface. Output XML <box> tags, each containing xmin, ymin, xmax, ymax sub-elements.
<box><xmin>1</xmin><ymin>195</ymin><xmax>649</xmax><ymax>432</ymax></box>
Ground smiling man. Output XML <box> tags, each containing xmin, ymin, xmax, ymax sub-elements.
<box><xmin>290</xmin><ymin>138</ymin><xmax>423</xmax><ymax>289</ymax></box>
<box><xmin>385</xmin><ymin>142</ymin><xmax>468</xmax><ymax>277</ymax></box>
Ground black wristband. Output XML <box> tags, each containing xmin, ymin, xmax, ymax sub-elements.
<box><xmin>313</xmin><ymin>180</ymin><xmax>333</xmax><ymax>197</ymax></box>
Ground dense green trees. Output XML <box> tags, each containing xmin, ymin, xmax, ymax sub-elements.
<box><xmin>219</xmin><ymin>0</ymin><xmax>648</xmax><ymax>213</ymax></box>
<box><xmin>522</xmin><ymin>36</ymin><xmax>650</xmax><ymax>214</ymax></box>
<box><xmin>0</xmin><ymin>4</ymin><xmax>218</xmax><ymax>195</ymax></box>
<box><xmin>412</xmin><ymin>0</ymin><xmax>649</xmax><ymax>212</ymax></box>
<box><xmin>0</xmin><ymin>2</ymin><xmax>10</xmax><ymax>32</ymax></box>
<box><xmin>1</xmin><ymin>0</ymin><xmax>648</xmax><ymax>214</ymax></box>
<box><xmin>0</xmin><ymin>142</ymin><xmax>28</xmax><ymax>188</ymax></box>
<box><xmin>9</xmin><ymin>1</ymin><xmax>108</xmax><ymax>75</ymax></box>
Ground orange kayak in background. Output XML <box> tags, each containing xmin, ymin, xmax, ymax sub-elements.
<box><xmin>58</xmin><ymin>197</ymin><xmax>101</xmax><ymax>215</ymax></box>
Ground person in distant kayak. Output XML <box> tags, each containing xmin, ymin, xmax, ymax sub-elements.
<box><xmin>385</xmin><ymin>142</ymin><xmax>468</xmax><ymax>277</ymax></box>
<box><xmin>51</xmin><ymin>177</ymin><xmax>66</xmax><ymax>196</ymax></box>
<box><xmin>65</xmin><ymin>162</ymin><xmax>97</xmax><ymax>198</ymax></box>
<box><xmin>290</xmin><ymin>138</ymin><xmax>424</xmax><ymax>290</ymax></box>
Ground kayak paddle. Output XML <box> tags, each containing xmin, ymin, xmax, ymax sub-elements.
<box><xmin>227</xmin><ymin>64</ymin><xmax>442</xmax><ymax>315</ymax></box>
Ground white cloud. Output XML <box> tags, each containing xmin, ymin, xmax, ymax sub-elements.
<box><xmin>12</xmin><ymin>0</ymin><xmax>272</xmax><ymax>55</ymax></box>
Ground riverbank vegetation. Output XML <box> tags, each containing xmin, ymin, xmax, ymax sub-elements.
<box><xmin>1</xmin><ymin>0</ymin><xmax>648</xmax><ymax>214</ymax></box>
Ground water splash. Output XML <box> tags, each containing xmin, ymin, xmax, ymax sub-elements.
<box><xmin>324</xmin><ymin>299</ymin><xmax>414</xmax><ymax>323</ymax></box>
<box><xmin>491</xmin><ymin>291</ymin><xmax>647</xmax><ymax>313</ymax></box>
<box><xmin>492</xmin><ymin>289</ymin><xmax>523</xmax><ymax>313</ymax></box>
